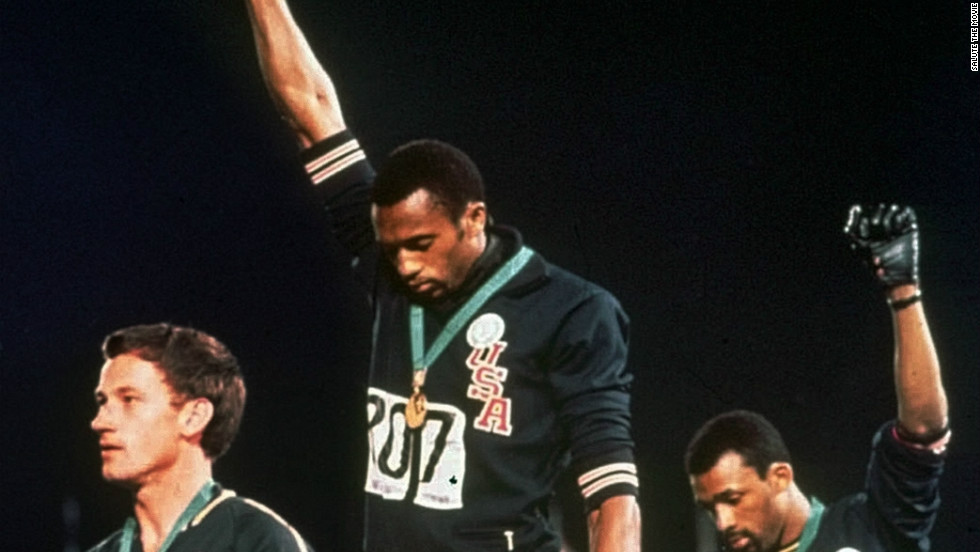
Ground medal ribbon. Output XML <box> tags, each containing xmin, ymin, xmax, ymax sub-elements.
<box><xmin>410</xmin><ymin>246</ymin><xmax>533</xmax><ymax>376</ymax></box>
<box><xmin>119</xmin><ymin>479</ymin><xmax>217</xmax><ymax>552</ymax></box>
<box><xmin>796</xmin><ymin>496</ymin><xmax>825</xmax><ymax>552</ymax></box>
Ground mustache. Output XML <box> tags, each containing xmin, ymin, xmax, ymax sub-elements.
<box><xmin>720</xmin><ymin>528</ymin><xmax>756</xmax><ymax>550</ymax></box>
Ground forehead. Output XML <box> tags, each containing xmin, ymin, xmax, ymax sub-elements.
<box><xmin>692</xmin><ymin>451</ymin><xmax>760</xmax><ymax>498</ymax></box>
<box><xmin>96</xmin><ymin>354</ymin><xmax>172</xmax><ymax>396</ymax></box>
<box><xmin>372</xmin><ymin>189</ymin><xmax>454</xmax><ymax>238</ymax></box>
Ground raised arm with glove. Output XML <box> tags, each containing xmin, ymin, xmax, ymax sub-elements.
<box><xmin>844</xmin><ymin>203</ymin><xmax>948</xmax><ymax>444</ymax></box>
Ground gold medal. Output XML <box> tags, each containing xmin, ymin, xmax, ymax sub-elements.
<box><xmin>405</xmin><ymin>386</ymin><xmax>427</xmax><ymax>429</ymax></box>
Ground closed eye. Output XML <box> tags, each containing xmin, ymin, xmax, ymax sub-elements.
<box><xmin>381</xmin><ymin>236</ymin><xmax>435</xmax><ymax>261</ymax></box>
<box><xmin>718</xmin><ymin>492</ymin><xmax>743</xmax><ymax>506</ymax></box>
<box><xmin>404</xmin><ymin>236</ymin><xmax>434</xmax><ymax>252</ymax></box>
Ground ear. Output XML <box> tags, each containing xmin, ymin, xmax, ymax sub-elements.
<box><xmin>178</xmin><ymin>398</ymin><xmax>214</xmax><ymax>439</ymax></box>
<box><xmin>461</xmin><ymin>201</ymin><xmax>487</xmax><ymax>237</ymax></box>
<box><xmin>766</xmin><ymin>462</ymin><xmax>795</xmax><ymax>493</ymax></box>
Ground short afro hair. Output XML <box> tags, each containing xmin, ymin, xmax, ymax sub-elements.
<box><xmin>685</xmin><ymin>410</ymin><xmax>792</xmax><ymax>479</ymax></box>
<box><xmin>371</xmin><ymin>139</ymin><xmax>485</xmax><ymax>223</ymax></box>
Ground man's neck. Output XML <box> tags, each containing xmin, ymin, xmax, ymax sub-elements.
<box><xmin>454</xmin><ymin>229</ymin><xmax>489</xmax><ymax>286</ymax></box>
<box><xmin>429</xmin><ymin>231</ymin><xmax>504</xmax><ymax>314</ymax></box>
<box><xmin>779</xmin><ymin>484</ymin><xmax>812</xmax><ymax>548</ymax></box>
<box><xmin>132</xmin><ymin>453</ymin><xmax>212</xmax><ymax>552</ymax></box>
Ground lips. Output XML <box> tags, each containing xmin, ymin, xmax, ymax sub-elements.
<box><xmin>405</xmin><ymin>279</ymin><xmax>447</xmax><ymax>301</ymax></box>
<box><xmin>726</xmin><ymin>535</ymin><xmax>750</xmax><ymax>551</ymax></box>
<box><xmin>100</xmin><ymin>442</ymin><xmax>123</xmax><ymax>453</ymax></box>
<box><xmin>409</xmin><ymin>281</ymin><xmax>433</xmax><ymax>293</ymax></box>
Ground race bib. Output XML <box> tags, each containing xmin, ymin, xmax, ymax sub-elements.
<box><xmin>364</xmin><ymin>387</ymin><xmax>466</xmax><ymax>510</ymax></box>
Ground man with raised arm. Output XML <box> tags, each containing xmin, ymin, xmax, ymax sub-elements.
<box><xmin>685</xmin><ymin>204</ymin><xmax>949</xmax><ymax>552</ymax></box>
<box><xmin>243</xmin><ymin>1</ymin><xmax>641</xmax><ymax>550</ymax></box>
<box><xmin>88</xmin><ymin>323</ymin><xmax>314</xmax><ymax>552</ymax></box>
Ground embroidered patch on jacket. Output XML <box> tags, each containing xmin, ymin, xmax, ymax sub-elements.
<box><xmin>466</xmin><ymin>313</ymin><xmax>512</xmax><ymax>436</ymax></box>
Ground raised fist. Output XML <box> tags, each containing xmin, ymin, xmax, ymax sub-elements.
<box><xmin>844</xmin><ymin>204</ymin><xmax>919</xmax><ymax>287</ymax></box>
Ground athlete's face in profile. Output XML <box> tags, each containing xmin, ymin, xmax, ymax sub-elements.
<box><xmin>373</xmin><ymin>188</ymin><xmax>486</xmax><ymax>302</ymax></box>
<box><xmin>91</xmin><ymin>354</ymin><xmax>185</xmax><ymax>487</ymax></box>
<box><xmin>691</xmin><ymin>452</ymin><xmax>789</xmax><ymax>552</ymax></box>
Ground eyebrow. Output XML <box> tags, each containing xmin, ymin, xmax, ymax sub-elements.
<box><xmin>713</xmin><ymin>489</ymin><xmax>742</xmax><ymax>502</ymax></box>
<box><xmin>384</xmin><ymin>233</ymin><xmax>437</xmax><ymax>246</ymax></box>
<box><xmin>696</xmin><ymin>486</ymin><xmax>739</xmax><ymax>505</ymax></box>
<box><xmin>380</xmin><ymin>234</ymin><xmax>438</xmax><ymax>255</ymax></box>
<box><xmin>94</xmin><ymin>385</ymin><xmax>141</xmax><ymax>401</ymax></box>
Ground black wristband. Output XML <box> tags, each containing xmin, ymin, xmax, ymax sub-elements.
<box><xmin>887</xmin><ymin>289</ymin><xmax>922</xmax><ymax>311</ymax></box>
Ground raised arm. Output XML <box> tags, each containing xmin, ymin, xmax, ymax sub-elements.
<box><xmin>845</xmin><ymin>204</ymin><xmax>948</xmax><ymax>441</ymax></box>
<box><xmin>245</xmin><ymin>0</ymin><xmax>347</xmax><ymax>148</ymax></box>
<box><xmin>888</xmin><ymin>283</ymin><xmax>946</xmax><ymax>438</ymax></box>
<box><xmin>587</xmin><ymin>495</ymin><xmax>641</xmax><ymax>552</ymax></box>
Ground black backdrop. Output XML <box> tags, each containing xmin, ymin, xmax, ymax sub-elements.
<box><xmin>2</xmin><ymin>1</ymin><xmax>977</xmax><ymax>550</ymax></box>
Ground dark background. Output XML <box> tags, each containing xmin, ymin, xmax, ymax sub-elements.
<box><xmin>2</xmin><ymin>1</ymin><xmax>977</xmax><ymax>550</ymax></box>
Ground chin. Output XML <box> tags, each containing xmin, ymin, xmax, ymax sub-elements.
<box><xmin>102</xmin><ymin>468</ymin><xmax>138</xmax><ymax>488</ymax></box>
<box><xmin>410</xmin><ymin>287</ymin><xmax>448</xmax><ymax>305</ymax></box>
<box><xmin>427</xmin><ymin>289</ymin><xmax>448</xmax><ymax>300</ymax></box>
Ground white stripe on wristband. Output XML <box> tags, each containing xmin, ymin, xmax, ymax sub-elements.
<box><xmin>577</xmin><ymin>462</ymin><xmax>639</xmax><ymax>500</ymax></box>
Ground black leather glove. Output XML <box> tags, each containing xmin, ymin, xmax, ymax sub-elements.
<box><xmin>844</xmin><ymin>204</ymin><xmax>919</xmax><ymax>287</ymax></box>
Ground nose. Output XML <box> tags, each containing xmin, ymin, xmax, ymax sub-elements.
<box><xmin>91</xmin><ymin>405</ymin><xmax>111</xmax><ymax>433</ymax></box>
<box><xmin>396</xmin><ymin>250</ymin><xmax>422</xmax><ymax>280</ymax></box>
<box><xmin>714</xmin><ymin>505</ymin><xmax>735</xmax><ymax>532</ymax></box>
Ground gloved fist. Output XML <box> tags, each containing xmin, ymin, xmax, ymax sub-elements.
<box><xmin>844</xmin><ymin>204</ymin><xmax>919</xmax><ymax>287</ymax></box>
